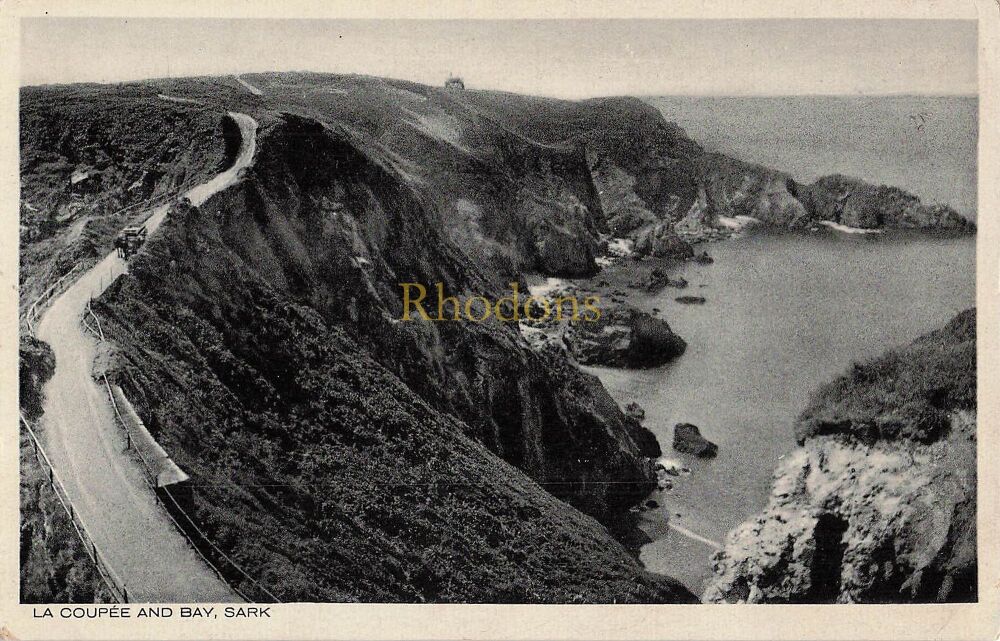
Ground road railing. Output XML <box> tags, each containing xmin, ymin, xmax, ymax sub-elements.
<box><xmin>19</xmin><ymin>136</ymin><xmax>275</xmax><ymax>604</ymax></box>
<box><xmin>18</xmin><ymin>181</ymin><xmax>197</xmax><ymax>604</ymax></box>
<box><xmin>19</xmin><ymin>412</ymin><xmax>130</xmax><ymax>603</ymax></box>
<box><xmin>21</xmin><ymin>178</ymin><xmax>200</xmax><ymax>336</ymax></box>
<box><xmin>101</xmin><ymin>375</ymin><xmax>281</xmax><ymax>604</ymax></box>
<box><xmin>22</xmin><ymin>264</ymin><xmax>82</xmax><ymax>336</ymax></box>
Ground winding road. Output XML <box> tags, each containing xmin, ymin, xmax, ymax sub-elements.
<box><xmin>35</xmin><ymin>112</ymin><xmax>258</xmax><ymax>602</ymax></box>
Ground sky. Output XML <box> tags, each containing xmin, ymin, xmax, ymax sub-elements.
<box><xmin>20</xmin><ymin>18</ymin><xmax>977</xmax><ymax>97</ymax></box>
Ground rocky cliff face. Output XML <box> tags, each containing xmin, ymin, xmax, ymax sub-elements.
<box><xmin>705</xmin><ymin>310</ymin><xmax>976</xmax><ymax>603</ymax></box>
<box><xmin>694</xmin><ymin>154</ymin><xmax>808</xmax><ymax>226</ymax></box>
<box><xmin>67</xmin><ymin>89</ymin><xmax>699</xmax><ymax>600</ymax></box>
<box><xmin>91</xmin><ymin>178</ymin><xmax>690</xmax><ymax>601</ymax></box>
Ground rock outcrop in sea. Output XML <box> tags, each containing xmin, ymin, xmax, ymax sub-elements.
<box><xmin>563</xmin><ymin>305</ymin><xmax>687</xmax><ymax>368</ymax></box>
<box><xmin>672</xmin><ymin>423</ymin><xmax>718</xmax><ymax>457</ymax></box>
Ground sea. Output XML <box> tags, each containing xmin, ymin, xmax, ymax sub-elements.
<box><xmin>586</xmin><ymin>95</ymin><xmax>978</xmax><ymax>594</ymax></box>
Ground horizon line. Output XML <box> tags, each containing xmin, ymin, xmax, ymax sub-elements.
<box><xmin>18</xmin><ymin>71</ymin><xmax>979</xmax><ymax>100</ymax></box>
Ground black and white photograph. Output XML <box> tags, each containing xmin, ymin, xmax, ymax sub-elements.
<box><xmin>4</xmin><ymin>2</ymin><xmax>997</xmax><ymax>639</ymax></box>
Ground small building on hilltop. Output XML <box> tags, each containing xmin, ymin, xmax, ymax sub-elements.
<box><xmin>445</xmin><ymin>76</ymin><xmax>465</xmax><ymax>90</ymax></box>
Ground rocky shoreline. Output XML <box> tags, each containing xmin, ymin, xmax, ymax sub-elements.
<box><xmin>704</xmin><ymin>309</ymin><xmax>976</xmax><ymax>603</ymax></box>
<box><xmin>521</xmin><ymin>220</ymin><xmax>976</xmax><ymax>602</ymax></box>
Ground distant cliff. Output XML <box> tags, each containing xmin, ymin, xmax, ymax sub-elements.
<box><xmin>705</xmin><ymin>310</ymin><xmax>976</xmax><ymax>603</ymax></box>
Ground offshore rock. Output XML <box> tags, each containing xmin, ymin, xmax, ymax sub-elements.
<box><xmin>624</xmin><ymin>401</ymin><xmax>646</xmax><ymax>422</ymax></box>
<box><xmin>632</xmin><ymin>221</ymin><xmax>695</xmax><ymax>259</ymax></box>
<box><xmin>672</xmin><ymin>423</ymin><xmax>718</xmax><ymax>457</ymax></box>
<box><xmin>564</xmin><ymin>304</ymin><xmax>686</xmax><ymax>368</ymax></box>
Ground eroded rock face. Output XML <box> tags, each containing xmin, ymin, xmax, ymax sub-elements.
<box><xmin>697</xmin><ymin>154</ymin><xmax>810</xmax><ymax>227</ymax></box>
<box><xmin>705</xmin><ymin>310</ymin><xmax>977</xmax><ymax>604</ymax></box>
<box><xmin>530</xmin><ymin>217</ymin><xmax>599</xmax><ymax>276</ymax></box>
<box><xmin>704</xmin><ymin>412</ymin><xmax>976</xmax><ymax>604</ymax></box>
<box><xmin>563</xmin><ymin>304</ymin><xmax>687</xmax><ymax>368</ymax></box>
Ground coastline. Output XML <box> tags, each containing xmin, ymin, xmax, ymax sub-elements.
<box><xmin>565</xmin><ymin>225</ymin><xmax>976</xmax><ymax>594</ymax></box>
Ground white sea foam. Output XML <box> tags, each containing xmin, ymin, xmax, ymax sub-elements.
<box><xmin>717</xmin><ymin>215</ymin><xmax>761</xmax><ymax>230</ymax></box>
<box><xmin>818</xmin><ymin>220</ymin><xmax>884</xmax><ymax>235</ymax></box>
<box><xmin>656</xmin><ymin>457</ymin><xmax>688</xmax><ymax>475</ymax></box>
<box><xmin>527</xmin><ymin>277</ymin><xmax>567</xmax><ymax>299</ymax></box>
<box><xmin>607</xmin><ymin>237</ymin><xmax>634</xmax><ymax>257</ymax></box>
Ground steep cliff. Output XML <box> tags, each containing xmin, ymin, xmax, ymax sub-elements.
<box><xmin>90</xmin><ymin>189</ymin><xmax>690</xmax><ymax>602</ymax></box>
<box><xmin>78</xmin><ymin>104</ymin><xmax>694</xmax><ymax>601</ymax></box>
<box><xmin>705</xmin><ymin>310</ymin><xmax>976</xmax><ymax>603</ymax></box>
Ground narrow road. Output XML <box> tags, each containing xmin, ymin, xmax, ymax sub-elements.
<box><xmin>35</xmin><ymin>112</ymin><xmax>258</xmax><ymax>603</ymax></box>
<box><xmin>234</xmin><ymin>75</ymin><xmax>263</xmax><ymax>96</ymax></box>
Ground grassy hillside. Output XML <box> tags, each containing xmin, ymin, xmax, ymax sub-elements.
<box><xmin>797</xmin><ymin>308</ymin><xmax>976</xmax><ymax>443</ymax></box>
<box><xmin>22</xmin><ymin>74</ymin><xmax>706</xmax><ymax>602</ymax></box>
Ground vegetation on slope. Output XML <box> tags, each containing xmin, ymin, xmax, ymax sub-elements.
<box><xmin>93</xmin><ymin>203</ymin><xmax>693</xmax><ymax>601</ymax></box>
<box><xmin>19</xmin><ymin>84</ymin><xmax>233</xmax><ymax>308</ymax></box>
<box><xmin>707</xmin><ymin>309</ymin><xmax>977</xmax><ymax>603</ymax></box>
<box><xmin>798</xmin><ymin>308</ymin><xmax>976</xmax><ymax>443</ymax></box>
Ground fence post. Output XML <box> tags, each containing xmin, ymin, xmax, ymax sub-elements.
<box><xmin>49</xmin><ymin>467</ymin><xmax>54</xmax><ymax>488</ymax></box>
